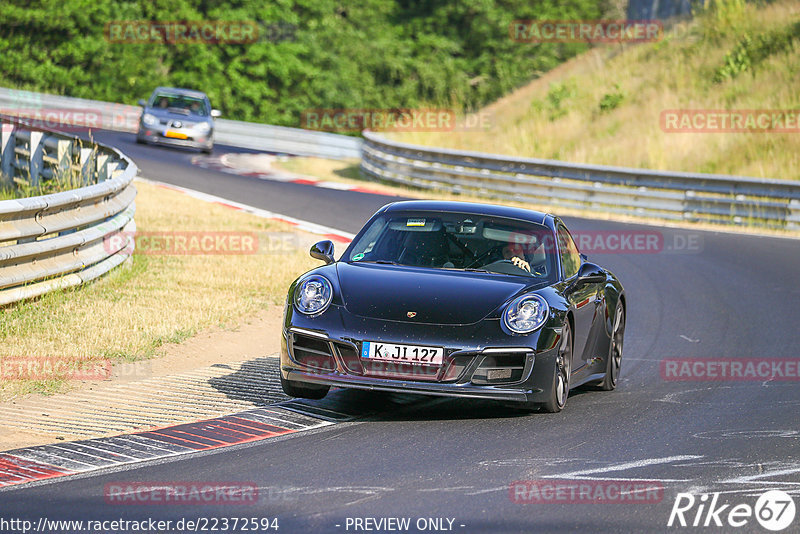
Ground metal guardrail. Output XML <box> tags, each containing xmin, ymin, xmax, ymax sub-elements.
<box><xmin>4</xmin><ymin>87</ymin><xmax>796</xmax><ymax>229</ymax></box>
<box><xmin>0</xmin><ymin>87</ymin><xmax>362</xmax><ymax>159</ymax></box>
<box><xmin>214</xmin><ymin>119</ymin><xmax>362</xmax><ymax>160</ymax></box>
<box><xmin>0</xmin><ymin>114</ymin><xmax>137</xmax><ymax>306</ymax></box>
<box><xmin>361</xmin><ymin>131</ymin><xmax>800</xmax><ymax>230</ymax></box>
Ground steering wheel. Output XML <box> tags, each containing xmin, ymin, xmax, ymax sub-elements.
<box><xmin>480</xmin><ymin>259</ymin><xmax>533</xmax><ymax>275</ymax></box>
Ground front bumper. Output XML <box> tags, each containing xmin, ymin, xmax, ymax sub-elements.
<box><xmin>137</xmin><ymin>126</ymin><xmax>213</xmax><ymax>150</ymax></box>
<box><xmin>285</xmin><ymin>367</ymin><xmax>534</xmax><ymax>402</ymax></box>
<box><xmin>280</xmin><ymin>314</ymin><xmax>563</xmax><ymax>405</ymax></box>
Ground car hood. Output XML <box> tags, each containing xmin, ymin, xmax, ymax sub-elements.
<box><xmin>336</xmin><ymin>262</ymin><xmax>537</xmax><ymax>325</ymax></box>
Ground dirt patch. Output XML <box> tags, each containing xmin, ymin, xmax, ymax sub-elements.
<box><xmin>0</xmin><ymin>304</ymin><xmax>288</xmax><ymax>452</ymax></box>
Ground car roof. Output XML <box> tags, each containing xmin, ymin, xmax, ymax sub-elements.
<box><xmin>150</xmin><ymin>87</ymin><xmax>208</xmax><ymax>99</ymax></box>
<box><xmin>381</xmin><ymin>200</ymin><xmax>551</xmax><ymax>225</ymax></box>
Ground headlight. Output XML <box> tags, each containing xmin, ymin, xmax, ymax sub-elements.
<box><xmin>194</xmin><ymin>122</ymin><xmax>211</xmax><ymax>133</ymax></box>
<box><xmin>503</xmin><ymin>294</ymin><xmax>549</xmax><ymax>334</ymax></box>
<box><xmin>293</xmin><ymin>275</ymin><xmax>333</xmax><ymax>315</ymax></box>
<box><xmin>142</xmin><ymin>113</ymin><xmax>158</xmax><ymax>126</ymax></box>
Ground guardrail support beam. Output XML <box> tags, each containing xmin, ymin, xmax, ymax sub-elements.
<box><xmin>80</xmin><ymin>147</ymin><xmax>94</xmax><ymax>185</ymax></box>
<box><xmin>56</xmin><ymin>139</ymin><xmax>73</xmax><ymax>182</ymax></box>
<box><xmin>29</xmin><ymin>130</ymin><xmax>43</xmax><ymax>186</ymax></box>
<box><xmin>789</xmin><ymin>200</ymin><xmax>800</xmax><ymax>231</ymax></box>
<box><xmin>96</xmin><ymin>152</ymin><xmax>109</xmax><ymax>182</ymax></box>
<box><xmin>1</xmin><ymin>118</ymin><xmax>14</xmax><ymax>183</ymax></box>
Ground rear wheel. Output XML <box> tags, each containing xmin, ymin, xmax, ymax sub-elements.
<box><xmin>600</xmin><ymin>304</ymin><xmax>625</xmax><ymax>391</ymax></box>
<box><xmin>280</xmin><ymin>374</ymin><xmax>329</xmax><ymax>400</ymax></box>
<box><xmin>540</xmin><ymin>321</ymin><xmax>572</xmax><ymax>413</ymax></box>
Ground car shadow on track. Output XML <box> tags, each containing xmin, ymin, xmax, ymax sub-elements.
<box><xmin>209</xmin><ymin>357</ymin><xmax>601</xmax><ymax>424</ymax></box>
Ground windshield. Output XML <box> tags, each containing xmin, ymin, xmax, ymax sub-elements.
<box><xmin>346</xmin><ymin>211</ymin><xmax>557</xmax><ymax>281</ymax></box>
<box><xmin>149</xmin><ymin>93</ymin><xmax>209</xmax><ymax>116</ymax></box>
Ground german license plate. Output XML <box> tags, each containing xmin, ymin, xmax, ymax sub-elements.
<box><xmin>361</xmin><ymin>341</ymin><xmax>443</xmax><ymax>365</ymax></box>
<box><xmin>164</xmin><ymin>130</ymin><xmax>187</xmax><ymax>139</ymax></box>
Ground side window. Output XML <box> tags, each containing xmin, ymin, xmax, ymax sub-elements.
<box><xmin>557</xmin><ymin>226</ymin><xmax>581</xmax><ymax>280</ymax></box>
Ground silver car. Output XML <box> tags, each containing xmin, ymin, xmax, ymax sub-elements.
<box><xmin>136</xmin><ymin>87</ymin><xmax>221</xmax><ymax>154</ymax></box>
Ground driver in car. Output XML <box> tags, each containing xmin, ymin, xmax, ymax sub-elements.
<box><xmin>502</xmin><ymin>241</ymin><xmax>531</xmax><ymax>272</ymax></box>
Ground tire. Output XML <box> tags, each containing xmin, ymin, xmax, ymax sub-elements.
<box><xmin>202</xmin><ymin>145</ymin><xmax>213</xmax><ymax>155</ymax></box>
<box><xmin>600</xmin><ymin>303</ymin><xmax>625</xmax><ymax>391</ymax></box>
<box><xmin>541</xmin><ymin>321</ymin><xmax>573</xmax><ymax>413</ymax></box>
<box><xmin>280</xmin><ymin>374</ymin><xmax>329</xmax><ymax>400</ymax></box>
<box><xmin>136</xmin><ymin>136</ymin><xmax>146</xmax><ymax>145</ymax></box>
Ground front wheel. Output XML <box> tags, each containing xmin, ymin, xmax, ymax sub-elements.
<box><xmin>600</xmin><ymin>303</ymin><xmax>625</xmax><ymax>391</ymax></box>
<box><xmin>540</xmin><ymin>321</ymin><xmax>573</xmax><ymax>413</ymax></box>
<box><xmin>280</xmin><ymin>374</ymin><xmax>329</xmax><ymax>400</ymax></box>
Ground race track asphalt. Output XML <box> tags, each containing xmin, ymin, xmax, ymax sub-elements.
<box><xmin>2</xmin><ymin>131</ymin><xmax>799</xmax><ymax>533</ymax></box>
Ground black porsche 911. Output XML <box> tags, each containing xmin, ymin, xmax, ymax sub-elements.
<box><xmin>280</xmin><ymin>200</ymin><xmax>625</xmax><ymax>412</ymax></box>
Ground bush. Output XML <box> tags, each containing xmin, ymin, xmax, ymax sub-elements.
<box><xmin>598</xmin><ymin>84</ymin><xmax>624</xmax><ymax>113</ymax></box>
<box><xmin>713</xmin><ymin>21</ymin><xmax>800</xmax><ymax>83</ymax></box>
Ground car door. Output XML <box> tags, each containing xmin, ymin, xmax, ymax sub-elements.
<box><xmin>557</xmin><ymin>224</ymin><xmax>599</xmax><ymax>374</ymax></box>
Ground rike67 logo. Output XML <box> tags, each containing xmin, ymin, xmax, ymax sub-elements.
<box><xmin>668</xmin><ymin>490</ymin><xmax>796</xmax><ymax>531</ymax></box>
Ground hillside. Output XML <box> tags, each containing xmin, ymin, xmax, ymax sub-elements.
<box><xmin>395</xmin><ymin>0</ymin><xmax>800</xmax><ymax>180</ymax></box>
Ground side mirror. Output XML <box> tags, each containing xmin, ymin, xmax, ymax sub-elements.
<box><xmin>138</xmin><ymin>99</ymin><xmax>147</xmax><ymax>107</ymax></box>
<box><xmin>576</xmin><ymin>262</ymin><xmax>606</xmax><ymax>285</ymax></box>
<box><xmin>210</xmin><ymin>109</ymin><xmax>222</xmax><ymax>118</ymax></box>
<box><xmin>310</xmin><ymin>240</ymin><xmax>335</xmax><ymax>264</ymax></box>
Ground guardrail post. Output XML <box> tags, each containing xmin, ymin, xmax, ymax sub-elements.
<box><xmin>0</xmin><ymin>118</ymin><xmax>13</xmax><ymax>184</ymax></box>
<box><xmin>106</xmin><ymin>160</ymin><xmax>120</xmax><ymax>180</ymax></box>
<box><xmin>96</xmin><ymin>152</ymin><xmax>109</xmax><ymax>182</ymax></box>
<box><xmin>789</xmin><ymin>199</ymin><xmax>800</xmax><ymax>231</ymax></box>
<box><xmin>80</xmin><ymin>146</ymin><xmax>94</xmax><ymax>185</ymax></box>
<box><xmin>29</xmin><ymin>130</ymin><xmax>43</xmax><ymax>186</ymax></box>
<box><xmin>56</xmin><ymin>139</ymin><xmax>73</xmax><ymax>182</ymax></box>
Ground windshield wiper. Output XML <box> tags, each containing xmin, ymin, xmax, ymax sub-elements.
<box><xmin>356</xmin><ymin>260</ymin><xmax>400</xmax><ymax>265</ymax></box>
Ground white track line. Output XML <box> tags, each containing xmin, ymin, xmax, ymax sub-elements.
<box><xmin>720</xmin><ymin>466</ymin><xmax>800</xmax><ymax>484</ymax></box>
<box><xmin>542</xmin><ymin>455</ymin><xmax>703</xmax><ymax>479</ymax></box>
